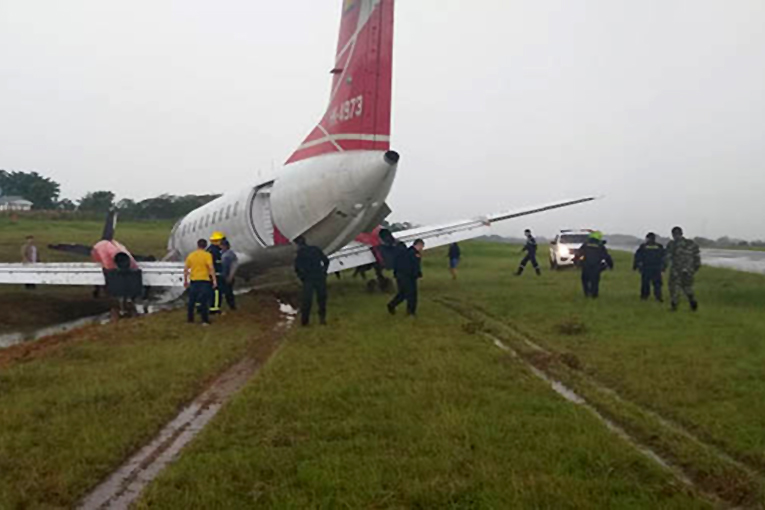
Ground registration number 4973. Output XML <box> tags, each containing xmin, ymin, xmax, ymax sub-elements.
<box><xmin>328</xmin><ymin>95</ymin><xmax>363</xmax><ymax>125</ymax></box>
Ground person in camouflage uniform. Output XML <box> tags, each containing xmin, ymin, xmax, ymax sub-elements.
<box><xmin>665</xmin><ymin>226</ymin><xmax>701</xmax><ymax>311</ymax></box>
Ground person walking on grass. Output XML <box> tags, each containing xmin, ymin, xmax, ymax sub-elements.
<box><xmin>184</xmin><ymin>239</ymin><xmax>217</xmax><ymax>326</ymax></box>
<box><xmin>574</xmin><ymin>231</ymin><xmax>613</xmax><ymax>298</ymax></box>
<box><xmin>516</xmin><ymin>229</ymin><xmax>541</xmax><ymax>276</ymax></box>
<box><xmin>448</xmin><ymin>242</ymin><xmax>461</xmax><ymax>280</ymax></box>
<box><xmin>220</xmin><ymin>239</ymin><xmax>238</xmax><ymax>311</ymax></box>
<box><xmin>21</xmin><ymin>235</ymin><xmax>38</xmax><ymax>289</ymax></box>
<box><xmin>294</xmin><ymin>236</ymin><xmax>330</xmax><ymax>326</ymax></box>
<box><xmin>388</xmin><ymin>239</ymin><xmax>425</xmax><ymax>317</ymax></box>
<box><xmin>665</xmin><ymin>226</ymin><xmax>701</xmax><ymax>312</ymax></box>
<box><xmin>633</xmin><ymin>232</ymin><xmax>666</xmax><ymax>302</ymax></box>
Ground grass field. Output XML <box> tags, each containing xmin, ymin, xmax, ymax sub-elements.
<box><xmin>0</xmin><ymin>216</ymin><xmax>173</xmax><ymax>333</ymax></box>
<box><xmin>2</xmin><ymin>224</ymin><xmax>765</xmax><ymax>507</ymax></box>
<box><xmin>0</xmin><ymin>293</ymin><xmax>284</xmax><ymax>509</ymax></box>
<box><xmin>134</xmin><ymin>243</ymin><xmax>765</xmax><ymax>508</ymax></box>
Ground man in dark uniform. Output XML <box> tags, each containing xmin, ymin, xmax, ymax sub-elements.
<box><xmin>448</xmin><ymin>242</ymin><xmax>461</xmax><ymax>280</ymax></box>
<box><xmin>633</xmin><ymin>232</ymin><xmax>665</xmax><ymax>301</ymax></box>
<box><xmin>574</xmin><ymin>231</ymin><xmax>614</xmax><ymax>298</ymax></box>
<box><xmin>219</xmin><ymin>239</ymin><xmax>239</xmax><ymax>310</ymax></box>
<box><xmin>516</xmin><ymin>229</ymin><xmax>541</xmax><ymax>276</ymax></box>
<box><xmin>294</xmin><ymin>236</ymin><xmax>330</xmax><ymax>326</ymax></box>
<box><xmin>387</xmin><ymin>239</ymin><xmax>425</xmax><ymax>316</ymax></box>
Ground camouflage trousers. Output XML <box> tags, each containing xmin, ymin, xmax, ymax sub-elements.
<box><xmin>669</xmin><ymin>270</ymin><xmax>695</xmax><ymax>304</ymax></box>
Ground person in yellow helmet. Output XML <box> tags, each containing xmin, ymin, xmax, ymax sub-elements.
<box><xmin>207</xmin><ymin>231</ymin><xmax>226</xmax><ymax>314</ymax></box>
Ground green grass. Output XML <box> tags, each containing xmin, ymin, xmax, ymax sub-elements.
<box><xmin>136</xmin><ymin>268</ymin><xmax>710</xmax><ymax>508</ymax></box>
<box><xmin>3</xmin><ymin>233</ymin><xmax>765</xmax><ymax>507</ymax></box>
<box><xmin>0</xmin><ymin>216</ymin><xmax>173</xmax><ymax>333</ymax></box>
<box><xmin>433</xmin><ymin>243</ymin><xmax>765</xmax><ymax>476</ymax></box>
<box><xmin>0</xmin><ymin>294</ymin><xmax>281</xmax><ymax>509</ymax></box>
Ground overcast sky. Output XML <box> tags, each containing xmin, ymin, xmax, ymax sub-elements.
<box><xmin>1</xmin><ymin>1</ymin><xmax>763</xmax><ymax>239</ymax></box>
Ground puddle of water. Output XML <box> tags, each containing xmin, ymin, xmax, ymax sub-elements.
<box><xmin>0</xmin><ymin>314</ymin><xmax>112</xmax><ymax>349</ymax></box>
<box><xmin>613</xmin><ymin>245</ymin><xmax>765</xmax><ymax>275</ymax></box>
<box><xmin>1</xmin><ymin>283</ymin><xmax>293</xmax><ymax>351</ymax></box>
<box><xmin>78</xmin><ymin>300</ymin><xmax>296</xmax><ymax>510</ymax></box>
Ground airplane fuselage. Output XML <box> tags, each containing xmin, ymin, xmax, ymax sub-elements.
<box><xmin>166</xmin><ymin>150</ymin><xmax>399</xmax><ymax>275</ymax></box>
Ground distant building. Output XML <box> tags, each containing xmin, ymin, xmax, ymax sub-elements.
<box><xmin>0</xmin><ymin>196</ymin><xmax>34</xmax><ymax>211</ymax></box>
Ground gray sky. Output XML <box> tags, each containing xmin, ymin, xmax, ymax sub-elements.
<box><xmin>1</xmin><ymin>1</ymin><xmax>763</xmax><ymax>239</ymax></box>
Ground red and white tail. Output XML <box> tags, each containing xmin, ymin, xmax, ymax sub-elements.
<box><xmin>286</xmin><ymin>0</ymin><xmax>394</xmax><ymax>164</ymax></box>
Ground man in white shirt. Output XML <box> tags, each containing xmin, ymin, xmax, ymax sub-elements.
<box><xmin>21</xmin><ymin>235</ymin><xmax>38</xmax><ymax>289</ymax></box>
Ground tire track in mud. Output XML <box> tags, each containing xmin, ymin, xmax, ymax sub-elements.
<box><xmin>78</xmin><ymin>301</ymin><xmax>297</xmax><ymax>510</ymax></box>
<box><xmin>436</xmin><ymin>296</ymin><xmax>765</xmax><ymax>508</ymax></box>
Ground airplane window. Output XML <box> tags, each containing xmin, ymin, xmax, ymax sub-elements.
<box><xmin>226</xmin><ymin>205</ymin><xmax>231</xmax><ymax>219</ymax></box>
<box><xmin>220</xmin><ymin>209</ymin><xmax>224</xmax><ymax>221</ymax></box>
<box><xmin>234</xmin><ymin>202</ymin><xmax>239</xmax><ymax>216</ymax></box>
<box><xmin>206</xmin><ymin>214</ymin><xmax>210</xmax><ymax>227</ymax></box>
<box><xmin>213</xmin><ymin>211</ymin><xmax>218</xmax><ymax>224</ymax></box>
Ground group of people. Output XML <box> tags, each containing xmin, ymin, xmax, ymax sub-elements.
<box><xmin>185</xmin><ymin>223</ymin><xmax>703</xmax><ymax>327</ymax></box>
<box><xmin>633</xmin><ymin>227</ymin><xmax>701</xmax><ymax>311</ymax></box>
<box><xmin>293</xmin><ymin>234</ymin><xmax>427</xmax><ymax>326</ymax></box>
<box><xmin>513</xmin><ymin>227</ymin><xmax>701</xmax><ymax>311</ymax></box>
<box><xmin>183</xmin><ymin>232</ymin><xmax>238</xmax><ymax>325</ymax></box>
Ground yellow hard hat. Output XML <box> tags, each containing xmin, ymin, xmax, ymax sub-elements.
<box><xmin>210</xmin><ymin>231</ymin><xmax>226</xmax><ymax>242</ymax></box>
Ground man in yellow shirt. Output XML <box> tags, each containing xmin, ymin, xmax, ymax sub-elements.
<box><xmin>184</xmin><ymin>239</ymin><xmax>218</xmax><ymax>325</ymax></box>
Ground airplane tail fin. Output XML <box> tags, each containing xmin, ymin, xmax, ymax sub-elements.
<box><xmin>287</xmin><ymin>0</ymin><xmax>395</xmax><ymax>164</ymax></box>
<box><xmin>102</xmin><ymin>209</ymin><xmax>118</xmax><ymax>241</ymax></box>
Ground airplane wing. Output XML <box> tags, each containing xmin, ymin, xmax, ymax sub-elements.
<box><xmin>327</xmin><ymin>196</ymin><xmax>597</xmax><ymax>273</ymax></box>
<box><xmin>0</xmin><ymin>262</ymin><xmax>185</xmax><ymax>287</ymax></box>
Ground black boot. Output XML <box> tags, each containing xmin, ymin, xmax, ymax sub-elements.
<box><xmin>535</xmin><ymin>268</ymin><xmax>542</xmax><ymax>276</ymax></box>
<box><xmin>690</xmin><ymin>300</ymin><xmax>698</xmax><ymax>312</ymax></box>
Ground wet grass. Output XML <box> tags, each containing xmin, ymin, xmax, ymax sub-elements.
<box><xmin>430</xmin><ymin>243</ymin><xmax>765</xmax><ymax>480</ymax></box>
<box><xmin>0</xmin><ymin>216</ymin><xmax>173</xmax><ymax>333</ymax></box>
<box><xmin>137</xmin><ymin>275</ymin><xmax>708</xmax><ymax>508</ymax></box>
<box><xmin>0</xmin><ymin>294</ymin><xmax>282</xmax><ymax>509</ymax></box>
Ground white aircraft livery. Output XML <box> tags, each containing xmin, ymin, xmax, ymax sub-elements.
<box><xmin>0</xmin><ymin>0</ymin><xmax>596</xmax><ymax>294</ymax></box>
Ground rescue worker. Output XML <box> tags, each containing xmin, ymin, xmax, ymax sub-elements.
<box><xmin>387</xmin><ymin>239</ymin><xmax>425</xmax><ymax>316</ymax></box>
<box><xmin>516</xmin><ymin>229</ymin><xmax>541</xmax><ymax>276</ymax></box>
<box><xmin>633</xmin><ymin>232</ymin><xmax>665</xmax><ymax>301</ymax></box>
<box><xmin>448</xmin><ymin>242</ymin><xmax>461</xmax><ymax>280</ymax></box>
<box><xmin>294</xmin><ymin>236</ymin><xmax>330</xmax><ymax>326</ymax></box>
<box><xmin>184</xmin><ymin>239</ymin><xmax>217</xmax><ymax>325</ymax></box>
<box><xmin>574</xmin><ymin>231</ymin><xmax>614</xmax><ymax>298</ymax></box>
<box><xmin>665</xmin><ymin>226</ymin><xmax>701</xmax><ymax>311</ymax></box>
<box><xmin>207</xmin><ymin>231</ymin><xmax>225</xmax><ymax>314</ymax></box>
<box><xmin>220</xmin><ymin>239</ymin><xmax>238</xmax><ymax>311</ymax></box>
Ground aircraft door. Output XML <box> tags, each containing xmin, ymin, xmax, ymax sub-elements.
<box><xmin>249</xmin><ymin>187</ymin><xmax>276</xmax><ymax>248</ymax></box>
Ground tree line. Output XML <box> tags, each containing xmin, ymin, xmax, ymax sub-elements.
<box><xmin>0</xmin><ymin>170</ymin><xmax>218</xmax><ymax>220</ymax></box>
